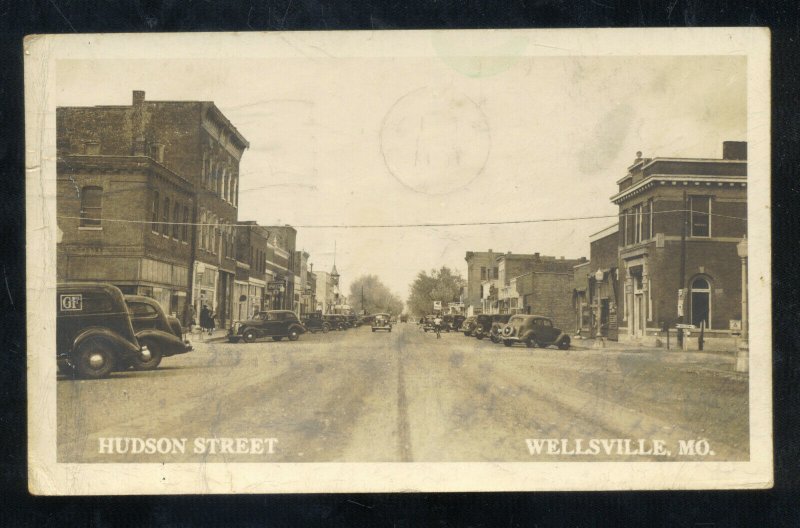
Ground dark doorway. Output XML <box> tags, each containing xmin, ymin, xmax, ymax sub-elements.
<box><xmin>690</xmin><ymin>277</ymin><xmax>710</xmax><ymax>328</ymax></box>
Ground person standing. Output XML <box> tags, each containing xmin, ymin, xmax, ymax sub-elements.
<box><xmin>200</xmin><ymin>304</ymin><xmax>212</xmax><ymax>334</ymax></box>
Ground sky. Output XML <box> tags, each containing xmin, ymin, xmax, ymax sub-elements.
<box><xmin>57</xmin><ymin>52</ymin><xmax>746</xmax><ymax>303</ymax></box>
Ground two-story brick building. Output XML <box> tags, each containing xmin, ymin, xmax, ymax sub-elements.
<box><xmin>610</xmin><ymin>141</ymin><xmax>747</xmax><ymax>346</ymax></box>
<box><xmin>57</xmin><ymin>90</ymin><xmax>249</xmax><ymax>326</ymax></box>
<box><xmin>464</xmin><ymin>250</ymin><xmax>499</xmax><ymax>315</ymax></box>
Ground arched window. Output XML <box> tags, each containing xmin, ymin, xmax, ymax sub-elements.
<box><xmin>690</xmin><ymin>276</ymin><xmax>711</xmax><ymax>329</ymax></box>
<box><xmin>79</xmin><ymin>186</ymin><xmax>102</xmax><ymax>227</ymax></box>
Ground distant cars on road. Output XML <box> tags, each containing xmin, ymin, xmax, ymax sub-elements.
<box><xmin>371</xmin><ymin>313</ymin><xmax>393</xmax><ymax>332</ymax></box>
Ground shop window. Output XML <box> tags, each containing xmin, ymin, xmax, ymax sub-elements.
<box><xmin>79</xmin><ymin>186</ymin><xmax>102</xmax><ymax>227</ymax></box>
<box><xmin>690</xmin><ymin>196</ymin><xmax>711</xmax><ymax>237</ymax></box>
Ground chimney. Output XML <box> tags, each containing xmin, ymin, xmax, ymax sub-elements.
<box><xmin>131</xmin><ymin>90</ymin><xmax>146</xmax><ymax>156</ymax></box>
<box><xmin>722</xmin><ymin>141</ymin><xmax>747</xmax><ymax>160</ymax></box>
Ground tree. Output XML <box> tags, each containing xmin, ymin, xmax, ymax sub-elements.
<box><xmin>407</xmin><ymin>266</ymin><xmax>465</xmax><ymax>317</ymax></box>
<box><xmin>348</xmin><ymin>275</ymin><xmax>404</xmax><ymax>316</ymax></box>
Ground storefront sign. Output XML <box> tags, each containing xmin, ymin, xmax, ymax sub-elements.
<box><xmin>677</xmin><ymin>288</ymin><xmax>686</xmax><ymax>317</ymax></box>
<box><xmin>268</xmin><ymin>281</ymin><xmax>285</xmax><ymax>293</ymax></box>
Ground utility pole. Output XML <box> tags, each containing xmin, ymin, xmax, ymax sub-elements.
<box><xmin>361</xmin><ymin>285</ymin><xmax>365</xmax><ymax>314</ymax></box>
<box><xmin>677</xmin><ymin>189</ymin><xmax>687</xmax><ymax>347</ymax></box>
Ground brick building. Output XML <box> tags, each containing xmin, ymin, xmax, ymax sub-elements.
<box><xmin>264</xmin><ymin>225</ymin><xmax>297</xmax><ymax>310</ymax></box>
<box><xmin>464</xmin><ymin>250</ymin><xmax>499</xmax><ymax>315</ymax></box>
<box><xmin>57</xmin><ymin>155</ymin><xmax>194</xmax><ymax>315</ymax></box>
<box><xmin>587</xmin><ymin>224</ymin><xmax>620</xmax><ymax>340</ymax></box>
<box><xmin>233</xmin><ymin>221</ymin><xmax>270</xmax><ymax>321</ymax></box>
<box><xmin>496</xmin><ymin>253</ymin><xmax>587</xmax><ymax>329</ymax></box>
<box><xmin>57</xmin><ymin>90</ymin><xmax>249</xmax><ymax>326</ymax></box>
<box><xmin>610</xmin><ymin>141</ymin><xmax>747</xmax><ymax>346</ymax></box>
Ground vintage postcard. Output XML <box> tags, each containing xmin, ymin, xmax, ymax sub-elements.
<box><xmin>25</xmin><ymin>28</ymin><xmax>772</xmax><ymax>494</ymax></box>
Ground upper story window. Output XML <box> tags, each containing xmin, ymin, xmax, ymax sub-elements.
<box><xmin>151</xmin><ymin>191</ymin><xmax>160</xmax><ymax>233</ymax></box>
<box><xmin>481</xmin><ymin>266</ymin><xmax>487</xmax><ymax>280</ymax></box>
<box><xmin>172</xmin><ymin>202</ymin><xmax>181</xmax><ymax>240</ymax></box>
<box><xmin>162</xmin><ymin>197</ymin><xmax>170</xmax><ymax>236</ymax></box>
<box><xmin>690</xmin><ymin>196</ymin><xmax>711</xmax><ymax>237</ymax></box>
<box><xmin>493</xmin><ymin>267</ymin><xmax>499</xmax><ymax>279</ymax></box>
<box><xmin>182</xmin><ymin>205</ymin><xmax>189</xmax><ymax>242</ymax></box>
<box><xmin>83</xmin><ymin>141</ymin><xmax>100</xmax><ymax>155</ymax></box>
<box><xmin>79</xmin><ymin>186</ymin><xmax>102</xmax><ymax>227</ymax></box>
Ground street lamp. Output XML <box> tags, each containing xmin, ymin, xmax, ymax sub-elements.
<box><xmin>736</xmin><ymin>236</ymin><xmax>748</xmax><ymax>373</ymax></box>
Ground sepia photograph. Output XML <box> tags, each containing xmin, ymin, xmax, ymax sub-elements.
<box><xmin>25</xmin><ymin>28</ymin><xmax>772</xmax><ymax>493</ymax></box>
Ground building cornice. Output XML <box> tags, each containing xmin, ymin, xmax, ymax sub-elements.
<box><xmin>610</xmin><ymin>174</ymin><xmax>747</xmax><ymax>204</ymax></box>
<box><xmin>58</xmin><ymin>154</ymin><xmax>194</xmax><ymax>193</ymax></box>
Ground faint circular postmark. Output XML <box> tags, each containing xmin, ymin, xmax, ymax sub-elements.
<box><xmin>379</xmin><ymin>87</ymin><xmax>491</xmax><ymax>195</ymax></box>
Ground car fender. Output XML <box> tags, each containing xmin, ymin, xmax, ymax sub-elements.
<box><xmin>554</xmin><ymin>332</ymin><xmax>569</xmax><ymax>345</ymax></box>
<box><xmin>289</xmin><ymin>323</ymin><xmax>306</xmax><ymax>335</ymax></box>
<box><xmin>73</xmin><ymin>326</ymin><xmax>140</xmax><ymax>358</ymax></box>
<box><xmin>135</xmin><ymin>329</ymin><xmax>191</xmax><ymax>356</ymax></box>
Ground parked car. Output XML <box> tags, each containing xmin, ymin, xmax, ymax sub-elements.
<box><xmin>449</xmin><ymin>315</ymin><xmax>466</xmax><ymax>332</ymax></box>
<box><xmin>57</xmin><ymin>282</ymin><xmax>150</xmax><ymax>379</ymax></box>
<box><xmin>228</xmin><ymin>310</ymin><xmax>306</xmax><ymax>343</ymax></box>
<box><xmin>124</xmin><ymin>295</ymin><xmax>193</xmax><ymax>370</ymax></box>
<box><xmin>499</xmin><ymin>315</ymin><xmax>571</xmax><ymax>349</ymax></box>
<box><xmin>421</xmin><ymin>315</ymin><xmax>437</xmax><ymax>332</ymax></box>
<box><xmin>324</xmin><ymin>314</ymin><xmax>349</xmax><ymax>331</ymax></box>
<box><xmin>460</xmin><ymin>316</ymin><xmax>477</xmax><ymax>336</ymax></box>
<box><xmin>371</xmin><ymin>313</ymin><xmax>393</xmax><ymax>332</ymax></box>
<box><xmin>486</xmin><ymin>314</ymin><xmax>512</xmax><ymax>343</ymax></box>
<box><xmin>302</xmin><ymin>313</ymin><xmax>331</xmax><ymax>333</ymax></box>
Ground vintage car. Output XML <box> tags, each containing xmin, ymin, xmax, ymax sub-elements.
<box><xmin>459</xmin><ymin>316</ymin><xmax>478</xmax><ymax>336</ymax></box>
<box><xmin>324</xmin><ymin>314</ymin><xmax>349</xmax><ymax>331</ymax></box>
<box><xmin>500</xmin><ymin>315</ymin><xmax>571</xmax><ymax>349</ymax></box>
<box><xmin>228</xmin><ymin>310</ymin><xmax>306</xmax><ymax>343</ymax></box>
<box><xmin>302</xmin><ymin>312</ymin><xmax>331</xmax><ymax>333</ymax></box>
<box><xmin>371</xmin><ymin>313</ymin><xmax>393</xmax><ymax>332</ymax></box>
<box><xmin>481</xmin><ymin>314</ymin><xmax>513</xmax><ymax>342</ymax></box>
<box><xmin>57</xmin><ymin>282</ymin><xmax>150</xmax><ymax>379</ymax></box>
<box><xmin>124</xmin><ymin>295</ymin><xmax>193</xmax><ymax>369</ymax></box>
<box><xmin>421</xmin><ymin>315</ymin><xmax>437</xmax><ymax>332</ymax></box>
<box><xmin>474</xmin><ymin>314</ymin><xmax>511</xmax><ymax>340</ymax></box>
<box><xmin>449</xmin><ymin>315</ymin><xmax>466</xmax><ymax>332</ymax></box>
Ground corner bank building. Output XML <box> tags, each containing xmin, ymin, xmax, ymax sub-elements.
<box><xmin>56</xmin><ymin>91</ymin><xmax>249</xmax><ymax>326</ymax></box>
<box><xmin>610</xmin><ymin>141</ymin><xmax>747</xmax><ymax>345</ymax></box>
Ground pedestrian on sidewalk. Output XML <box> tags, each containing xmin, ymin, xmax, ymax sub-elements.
<box><xmin>200</xmin><ymin>304</ymin><xmax>213</xmax><ymax>335</ymax></box>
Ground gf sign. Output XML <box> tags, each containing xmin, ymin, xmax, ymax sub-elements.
<box><xmin>677</xmin><ymin>288</ymin><xmax>686</xmax><ymax>317</ymax></box>
<box><xmin>433</xmin><ymin>301</ymin><xmax>442</xmax><ymax>311</ymax></box>
<box><xmin>60</xmin><ymin>294</ymin><xmax>83</xmax><ymax>311</ymax></box>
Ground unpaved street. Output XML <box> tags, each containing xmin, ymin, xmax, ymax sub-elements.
<box><xmin>58</xmin><ymin>324</ymin><xmax>749</xmax><ymax>463</ymax></box>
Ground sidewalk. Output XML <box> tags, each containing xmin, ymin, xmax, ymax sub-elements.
<box><xmin>570</xmin><ymin>336</ymin><xmax>743</xmax><ymax>377</ymax></box>
<box><xmin>186</xmin><ymin>327</ymin><xmax>229</xmax><ymax>344</ymax></box>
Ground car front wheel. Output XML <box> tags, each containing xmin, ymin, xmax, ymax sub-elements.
<box><xmin>558</xmin><ymin>337</ymin><xmax>571</xmax><ymax>350</ymax></box>
<box><xmin>322</xmin><ymin>324</ymin><xmax>330</xmax><ymax>333</ymax></box>
<box><xmin>131</xmin><ymin>338</ymin><xmax>163</xmax><ymax>370</ymax></box>
<box><xmin>288</xmin><ymin>329</ymin><xmax>300</xmax><ymax>341</ymax></box>
<box><xmin>73</xmin><ymin>336</ymin><xmax>116</xmax><ymax>379</ymax></box>
<box><xmin>242</xmin><ymin>329</ymin><xmax>257</xmax><ymax>343</ymax></box>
